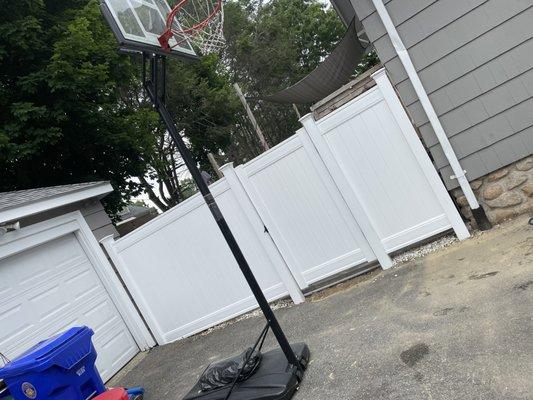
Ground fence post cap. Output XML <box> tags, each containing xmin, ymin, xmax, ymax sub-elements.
<box><xmin>219</xmin><ymin>162</ymin><xmax>234</xmax><ymax>173</ymax></box>
<box><xmin>370</xmin><ymin>67</ymin><xmax>387</xmax><ymax>81</ymax></box>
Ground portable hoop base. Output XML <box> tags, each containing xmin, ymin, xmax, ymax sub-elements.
<box><xmin>184</xmin><ymin>343</ymin><xmax>310</xmax><ymax>400</ymax></box>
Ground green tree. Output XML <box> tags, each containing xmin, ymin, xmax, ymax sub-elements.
<box><xmin>225</xmin><ymin>0</ymin><xmax>344</xmax><ymax>91</ymax></box>
<box><xmin>0</xmin><ymin>0</ymin><xmax>252</xmax><ymax>214</ymax></box>
<box><xmin>128</xmin><ymin>53</ymin><xmax>245</xmax><ymax>211</ymax></box>
<box><xmin>223</xmin><ymin>0</ymin><xmax>346</xmax><ymax>146</ymax></box>
<box><xmin>166</xmin><ymin>54</ymin><xmax>241</xmax><ymax>172</ymax></box>
<box><xmin>0</xmin><ymin>0</ymin><xmax>154</xmax><ymax>215</ymax></box>
<box><xmin>1</xmin><ymin>0</ymin><xmax>369</xmax><ymax>215</ymax></box>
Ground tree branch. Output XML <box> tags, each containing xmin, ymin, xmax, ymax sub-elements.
<box><xmin>138</xmin><ymin>176</ymin><xmax>169</xmax><ymax>212</ymax></box>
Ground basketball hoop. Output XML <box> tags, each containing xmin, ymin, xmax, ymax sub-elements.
<box><xmin>158</xmin><ymin>0</ymin><xmax>225</xmax><ymax>55</ymax></box>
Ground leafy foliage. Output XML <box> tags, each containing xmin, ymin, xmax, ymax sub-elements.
<box><xmin>0</xmin><ymin>0</ymin><xmax>238</xmax><ymax>213</ymax></box>
<box><xmin>355</xmin><ymin>49</ymin><xmax>380</xmax><ymax>76</ymax></box>
<box><xmin>0</xmin><ymin>0</ymin><xmax>378</xmax><ymax>215</ymax></box>
<box><xmin>130</xmin><ymin>54</ymin><xmax>244</xmax><ymax>211</ymax></box>
<box><xmin>222</xmin><ymin>0</ymin><xmax>346</xmax><ymax>146</ymax></box>
<box><xmin>0</xmin><ymin>0</ymin><xmax>153</xmax><ymax>215</ymax></box>
<box><xmin>224</xmin><ymin>0</ymin><xmax>344</xmax><ymax>91</ymax></box>
<box><xmin>166</xmin><ymin>54</ymin><xmax>241</xmax><ymax>172</ymax></box>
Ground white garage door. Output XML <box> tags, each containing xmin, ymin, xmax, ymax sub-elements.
<box><xmin>0</xmin><ymin>233</ymin><xmax>139</xmax><ymax>381</ymax></box>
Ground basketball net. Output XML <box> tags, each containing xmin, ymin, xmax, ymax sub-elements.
<box><xmin>159</xmin><ymin>0</ymin><xmax>225</xmax><ymax>55</ymax></box>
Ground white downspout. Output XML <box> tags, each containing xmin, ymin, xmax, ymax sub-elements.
<box><xmin>370</xmin><ymin>0</ymin><xmax>482</xmax><ymax>214</ymax></box>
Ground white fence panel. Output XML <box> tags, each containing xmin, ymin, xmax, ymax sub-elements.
<box><xmin>104</xmin><ymin>179</ymin><xmax>288</xmax><ymax>345</ymax></box>
<box><xmin>102</xmin><ymin>68</ymin><xmax>468</xmax><ymax>346</ymax></box>
<box><xmin>237</xmin><ymin>133</ymin><xmax>374</xmax><ymax>287</ymax></box>
<box><xmin>305</xmin><ymin>69</ymin><xmax>467</xmax><ymax>252</ymax></box>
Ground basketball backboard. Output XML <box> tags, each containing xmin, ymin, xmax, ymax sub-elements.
<box><xmin>100</xmin><ymin>0</ymin><xmax>198</xmax><ymax>60</ymax></box>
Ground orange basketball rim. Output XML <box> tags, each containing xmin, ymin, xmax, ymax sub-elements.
<box><xmin>158</xmin><ymin>0</ymin><xmax>224</xmax><ymax>54</ymax></box>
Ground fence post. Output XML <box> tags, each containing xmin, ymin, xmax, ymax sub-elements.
<box><xmin>371</xmin><ymin>68</ymin><xmax>470</xmax><ymax>241</ymax></box>
<box><xmin>219</xmin><ymin>163</ymin><xmax>306</xmax><ymax>304</ymax></box>
<box><xmin>300</xmin><ymin>114</ymin><xmax>394</xmax><ymax>269</ymax></box>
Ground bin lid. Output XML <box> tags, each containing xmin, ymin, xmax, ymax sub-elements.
<box><xmin>0</xmin><ymin>326</ymin><xmax>92</xmax><ymax>378</ymax></box>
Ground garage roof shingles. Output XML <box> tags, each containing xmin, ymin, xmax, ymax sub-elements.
<box><xmin>0</xmin><ymin>182</ymin><xmax>108</xmax><ymax>212</ymax></box>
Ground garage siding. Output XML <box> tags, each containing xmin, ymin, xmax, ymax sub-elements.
<box><xmin>350</xmin><ymin>0</ymin><xmax>533</xmax><ymax>188</ymax></box>
<box><xmin>18</xmin><ymin>199</ymin><xmax>119</xmax><ymax>241</ymax></box>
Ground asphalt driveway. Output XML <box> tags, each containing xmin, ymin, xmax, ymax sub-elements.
<box><xmin>112</xmin><ymin>215</ymin><xmax>533</xmax><ymax>399</ymax></box>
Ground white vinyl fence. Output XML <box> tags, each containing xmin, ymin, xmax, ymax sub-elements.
<box><xmin>102</xmin><ymin>178</ymin><xmax>302</xmax><ymax>345</ymax></box>
<box><xmin>302</xmin><ymin>70</ymin><xmax>469</xmax><ymax>252</ymax></box>
<box><xmin>103</xmin><ymin>69</ymin><xmax>469</xmax><ymax>345</ymax></box>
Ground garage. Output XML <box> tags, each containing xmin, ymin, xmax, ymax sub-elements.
<box><xmin>0</xmin><ymin>183</ymin><xmax>155</xmax><ymax>382</ymax></box>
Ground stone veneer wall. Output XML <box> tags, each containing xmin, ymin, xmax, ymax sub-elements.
<box><xmin>452</xmin><ymin>155</ymin><xmax>533</xmax><ymax>227</ymax></box>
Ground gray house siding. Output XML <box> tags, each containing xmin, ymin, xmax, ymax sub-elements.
<box><xmin>350</xmin><ymin>0</ymin><xmax>533</xmax><ymax>188</ymax></box>
<box><xmin>19</xmin><ymin>199</ymin><xmax>119</xmax><ymax>241</ymax></box>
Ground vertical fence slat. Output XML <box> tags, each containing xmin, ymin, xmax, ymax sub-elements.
<box><xmin>233</xmin><ymin>163</ymin><xmax>309</xmax><ymax>289</ymax></box>
<box><xmin>371</xmin><ymin>69</ymin><xmax>470</xmax><ymax>240</ymax></box>
<box><xmin>300</xmin><ymin>114</ymin><xmax>394</xmax><ymax>269</ymax></box>
<box><xmin>236</xmin><ymin>134</ymin><xmax>374</xmax><ymax>284</ymax></box>
<box><xmin>296</xmin><ymin>128</ymin><xmax>377</xmax><ymax>263</ymax></box>
<box><xmin>219</xmin><ymin>163</ymin><xmax>305</xmax><ymax>304</ymax></box>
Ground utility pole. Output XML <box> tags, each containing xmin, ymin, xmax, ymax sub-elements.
<box><xmin>207</xmin><ymin>152</ymin><xmax>224</xmax><ymax>179</ymax></box>
<box><xmin>292</xmin><ymin>103</ymin><xmax>302</xmax><ymax>119</ymax></box>
<box><xmin>233</xmin><ymin>83</ymin><xmax>270</xmax><ymax>151</ymax></box>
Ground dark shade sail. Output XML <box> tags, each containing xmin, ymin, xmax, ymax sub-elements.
<box><xmin>262</xmin><ymin>18</ymin><xmax>366</xmax><ymax>104</ymax></box>
<box><xmin>330</xmin><ymin>0</ymin><xmax>356</xmax><ymax>27</ymax></box>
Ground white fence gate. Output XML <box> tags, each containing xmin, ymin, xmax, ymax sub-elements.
<box><xmin>234</xmin><ymin>132</ymin><xmax>375</xmax><ymax>287</ymax></box>
<box><xmin>301</xmin><ymin>70</ymin><xmax>469</xmax><ymax>252</ymax></box>
<box><xmin>103</xmin><ymin>69</ymin><xmax>469</xmax><ymax>345</ymax></box>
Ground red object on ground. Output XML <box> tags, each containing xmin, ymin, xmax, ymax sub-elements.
<box><xmin>94</xmin><ymin>388</ymin><xmax>129</xmax><ymax>400</ymax></box>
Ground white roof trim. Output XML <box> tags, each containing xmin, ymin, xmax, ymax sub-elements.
<box><xmin>116</xmin><ymin>216</ymin><xmax>136</xmax><ymax>226</ymax></box>
<box><xmin>0</xmin><ymin>182</ymin><xmax>113</xmax><ymax>224</ymax></box>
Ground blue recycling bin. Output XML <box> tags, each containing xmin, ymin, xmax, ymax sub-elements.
<box><xmin>0</xmin><ymin>326</ymin><xmax>106</xmax><ymax>400</ymax></box>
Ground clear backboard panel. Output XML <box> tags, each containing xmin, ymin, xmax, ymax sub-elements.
<box><xmin>101</xmin><ymin>0</ymin><xmax>198</xmax><ymax>59</ymax></box>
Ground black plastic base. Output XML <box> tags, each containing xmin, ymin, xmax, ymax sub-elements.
<box><xmin>183</xmin><ymin>343</ymin><xmax>310</xmax><ymax>400</ymax></box>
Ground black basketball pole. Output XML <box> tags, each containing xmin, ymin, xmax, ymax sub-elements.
<box><xmin>142</xmin><ymin>53</ymin><xmax>300</xmax><ymax>368</ymax></box>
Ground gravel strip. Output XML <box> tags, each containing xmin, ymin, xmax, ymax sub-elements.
<box><xmin>391</xmin><ymin>234</ymin><xmax>459</xmax><ymax>265</ymax></box>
